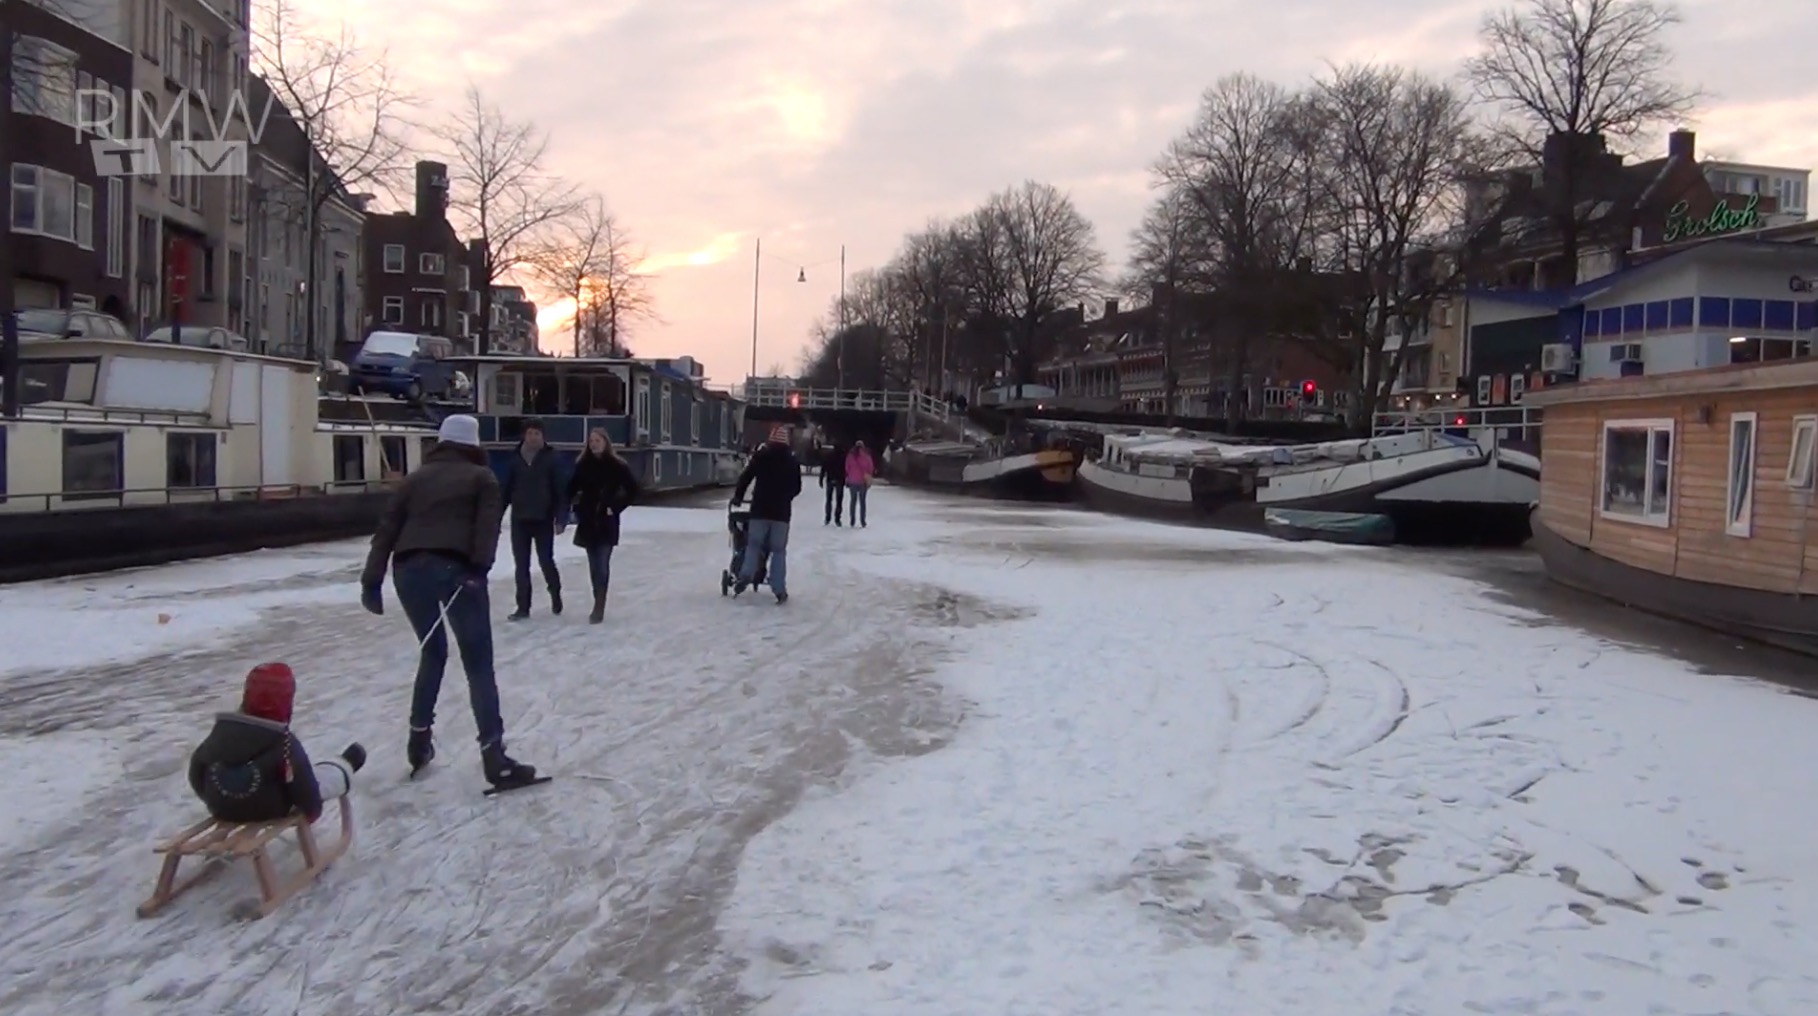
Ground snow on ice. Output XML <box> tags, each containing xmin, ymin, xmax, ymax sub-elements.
<box><xmin>0</xmin><ymin>487</ymin><xmax>1815</xmax><ymax>1015</ymax></box>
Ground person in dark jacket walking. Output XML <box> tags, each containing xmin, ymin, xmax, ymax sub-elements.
<box><xmin>820</xmin><ymin>440</ymin><xmax>847</xmax><ymax>525</ymax></box>
<box><xmin>566</xmin><ymin>428</ymin><xmax>641</xmax><ymax>624</ymax></box>
<box><xmin>501</xmin><ymin>419</ymin><xmax>567</xmax><ymax>620</ymax></box>
<box><xmin>732</xmin><ymin>424</ymin><xmax>803</xmax><ymax>603</ymax></box>
<box><xmin>360</xmin><ymin>414</ymin><xmax>539</xmax><ymax>789</ymax></box>
<box><xmin>188</xmin><ymin>662</ymin><xmax>366</xmax><ymax>824</ymax></box>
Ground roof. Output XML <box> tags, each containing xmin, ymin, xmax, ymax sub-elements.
<box><xmin>1470</xmin><ymin>238</ymin><xmax>1818</xmax><ymax>313</ymax></box>
<box><xmin>1523</xmin><ymin>357</ymin><xmax>1818</xmax><ymax>407</ymax></box>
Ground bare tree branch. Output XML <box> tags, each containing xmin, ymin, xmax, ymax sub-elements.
<box><xmin>438</xmin><ymin>85</ymin><xmax>582</xmax><ymax>353</ymax></box>
<box><xmin>527</xmin><ymin>194</ymin><xmax>656</xmax><ymax>357</ymax></box>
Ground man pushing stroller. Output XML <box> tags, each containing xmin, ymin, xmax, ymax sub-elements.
<box><xmin>730</xmin><ymin>425</ymin><xmax>802</xmax><ymax>603</ymax></box>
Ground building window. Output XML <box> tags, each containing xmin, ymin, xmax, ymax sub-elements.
<box><xmin>659</xmin><ymin>384</ymin><xmax>672</xmax><ymax>442</ymax></box>
<box><xmin>10</xmin><ymin>165</ymin><xmax>77</xmax><ymax>241</ymax></box>
<box><xmin>198</xmin><ymin>39</ymin><xmax>214</xmax><ymax>103</ymax></box>
<box><xmin>381</xmin><ymin>296</ymin><xmax>403</xmax><ymax>324</ymax></box>
<box><xmin>419</xmin><ymin>252</ymin><xmax>445</xmax><ymax>274</ymax></box>
<box><xmin>105</xmin><ymin>178</ymin><xmax>125</xmax><ymax>276</ymax></box>
<box><xmin>421</xmin><ymin>298</ymin><xmax>443</xmax><ymax>329</ymax></box>
<box><xmin>689</xmin><ymin>400</ymin><xmax>700</xmax><ymax>443</ymax></box>
<box><xmin>163</xmin><ymin>9</ymin><xmax>177</xmax><ymax>72</ymax></box>
<box><xmin>380</xmin><ymin>435</ymin><xmax>407</xmax><ymax>478</ymax></box>
<box><xmin>10</xmin><ymin>36</ymin><xmax>77</xmax><ymax>124</ymax></box>
<box><xmin>178</xmin><ymin>23</ymin><xmax>195</xmax><ymax>88</ymax></box>
<box><xmin>1729</xmin><ymin>336</ymin><xmax>1812</xmax><ymax>364</ymax></box>
<box><xmin>1600</xmin><ymin>419</ymin><xmax>1673</xmax><ymax>527</ymax></box>
<box><xmin>1788</xmin><ymin>415</ymin><xmax>1818</xmax><ymax>490</ymax></box>
<box><xmin>382</xmin><ymin>244</ymin><xmax>405</xmax><ymax>272</ymax></box>
<box><xmin>141</xmin><ymin>0</ymin><xmax>157</xmax><ymax>58</ymax></box>
<box><xmin>62</xmin><ymin>431</ymin><xmax>124</xmax><ymax>500</ymax></box>
<box><xmin>166</xmin><ymin>431</ymin><xmax>217</xmax><ymax>488</ymax></box>
<box><xmin>332</xmin><ymin>435</ymin><xmax>365</xmax><ymax>483</ymax></box>
<box><xmin>75</xmin><ymin>184</ymin><xmax>93</xmax><ymax>249</ymax></box>
<box><xmin>1725</xmin><ymin>412</ymin><xmax>1756</xmax><ymax>538</ymax></box>
<box><xmin>229</xmin><ymin>175</ymin><xmax>245</xmax><ymax>221</ymax></box>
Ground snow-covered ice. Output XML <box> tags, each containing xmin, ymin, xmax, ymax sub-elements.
<box><xmin>1</xmin><ymin>487</ymin><xmax>1815</xmax><ymax>1015</ymax></box>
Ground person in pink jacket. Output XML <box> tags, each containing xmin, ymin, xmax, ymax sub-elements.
<box><xmin>844</xmin><ymin>441</ymin><xmax>876</xmax><ymax>527</ymax></box>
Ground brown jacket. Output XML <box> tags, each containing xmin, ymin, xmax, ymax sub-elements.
<box><xmin>361</xmin><ymin>443</ymin><xmax>504</xmax><ymax>585</ymax></box>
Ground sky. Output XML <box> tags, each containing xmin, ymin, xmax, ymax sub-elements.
<box><xmin>295</xmin><ymin>0</ymin><xmax>1818</xmax><ymax>386</ymax></box>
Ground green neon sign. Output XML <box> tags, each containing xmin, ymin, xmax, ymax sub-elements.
<box><xmin>1663</xmin><ymin>195</ymin><xmax>1762</xmax><ymax>243</ymax></box>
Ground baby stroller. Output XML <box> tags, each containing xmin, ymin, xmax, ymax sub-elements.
<box><xmin>721</xmin><ymin>503</ymin><xmax>768</xmax><ymax>595</ymax></box>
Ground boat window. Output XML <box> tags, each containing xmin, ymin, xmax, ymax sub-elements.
<box><xmin>563</xmin><ymin>373</ymin><xmax>625</xmax><ymax>415</ymax></box>
<box><xmin>1726</xmin><ymin>413</ymin><xmax>1756</xmax><ymax>538</ymax></box>
<box><xmin>381</xmin><ymin>436</ymin><xmax>408</xmax><ymax>478</ymax></box>
<box><xmin>332</xmin><ymin>435</ymin><xmax>366</xmax><ymax>484</ymax></box>
<box><xmin>1600</xmin><ymin>420</ymin><xmax>1673</xmax><ymax>526</ymax></box>
<box><xmin>521</xmin><ymin>371</ymin><xmax>560</xmax><ymax>415</ymax></box>
<box><xmin>166</xmin><ymin>432</ymin><xmax>218</xmax><ymax>489</ymax></box>
<box><xmin>62</xmin><ymin>430</ymin><xmax>123</xmax><ymax>500</ymax></box>
<box><xmin>1787</xmin><ymin>416</ymin><xmax>1817</xmax><ymax>490</ymax></box>
<box><xmin>17</xmin><ymin>358</ymin><xmax>98</xmax><ymax>404</ymax></box>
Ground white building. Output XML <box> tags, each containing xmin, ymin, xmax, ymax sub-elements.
<box><xmin>1702</xmin><ymin>160</ymin><xmax>1809</xmax><ymax>227</ymax></box>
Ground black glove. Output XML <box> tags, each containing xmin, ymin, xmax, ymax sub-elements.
<box><xmin>360</xmin><ymin>584</ymin><xmax>383</xmax><ymax>615</ymax></box>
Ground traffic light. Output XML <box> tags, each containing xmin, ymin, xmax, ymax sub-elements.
<box><xmin>787</xmin><ymin>391</ymin><xmax>801</xmax><ymax>409</ymax></box>
<box><xmin>1301</xmin><ymin>380</ymin><xmax>1317</xmax><ymax>399</ymax></box>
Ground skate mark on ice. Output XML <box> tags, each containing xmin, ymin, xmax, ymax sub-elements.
<box><xmin>1239</xmin><ymin>640</ymin><xmax>1331</xmax><ymax>747</ymax></box>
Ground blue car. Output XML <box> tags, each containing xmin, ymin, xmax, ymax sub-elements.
<box><xmin>349</xmin><ymin>331</ymin><xmax>458</xmax><ymax>401</ymax></box>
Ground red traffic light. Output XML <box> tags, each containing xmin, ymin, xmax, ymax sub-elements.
<box><xmin>1300</xmin><ymin>380</ymin><xmax>1317</xmax><ymax>397</ymax></box>
<box><xmin>1453</xmin><ymin>415</ymin><xmax>1467</xmax><ymax>426</ymax></box>
<box><xmin>787</xmin><ymin>392</ymin><xmax>801</xmax><ymax>408</ymax></box>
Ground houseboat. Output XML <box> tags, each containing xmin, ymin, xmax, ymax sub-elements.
<box><xmin>0</xmin><ymin>337</ymin><xmax>436</xmax><ymax>582</ymax></box>
<box><xmin>895</xmin><ymin>430</ymin><xmax>1083</xmax><ymax>500</ymax></box>
<box><xmin>1524</xmin><ymin>358</ymin><xmax>1818</xmax><ymax>655</ymax></box>
<box><xmin>1074</xmin><ymin>411</ymin><xmax>1541</xmax><ymax>545</ymax></box>
<box><xmin>454</xmin><ymin>354</ymin><xmax>747</xmax><ymax>491</ymax></box>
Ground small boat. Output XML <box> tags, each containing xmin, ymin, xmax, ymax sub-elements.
<box><xmin>896</xmin><ymin>431</ymin><xmax>1083</xmax><ymax>501</ymax></box>
<box><xmin>1263</xmin><ymin>508</ymin><xmax>1396</xmax><ymax>546</ymax></box>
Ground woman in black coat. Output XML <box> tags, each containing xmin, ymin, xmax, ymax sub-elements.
<box><xmin>566</xmin><ymin>428</ymin><xmax>641</xmax><ymax>623</ymax></box>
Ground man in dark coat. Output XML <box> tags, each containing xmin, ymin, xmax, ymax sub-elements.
<box><xmin>500</xmin><ymin>419</ymin><xmax>567</xmax><ymax>620</ymax></box>
<box><xmin>732</xmin><ymin>424</ymin><xmax>803</xmax><ymax>603</ymax></box>
<box><xmin>189</xmin><ymin>662</ymin><xmax>365</xmax><ymax>824</ymax></box>
<box><xmin>820</xmin><ymin>439</ymin><xmax>847</xmax><ymax>526</ymax></box>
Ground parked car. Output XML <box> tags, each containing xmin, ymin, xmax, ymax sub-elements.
<box><xmin>142</xmin><ymin>324</ymin><xmax>249</xmax><ymax>351</ymax></box>
<box><xmin>349</xmin><ymin>331</ymin><xmax>459</xmax><ymax>401</ymax></box>
<box><xmin>12</xmin><ymin>308</ymin><xmax>134</xmax><ymax>341</ymax></box>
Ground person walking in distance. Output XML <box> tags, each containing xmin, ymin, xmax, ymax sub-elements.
<box><xmin>819</xmin><ymin>438</ymin><xmax>847</xmax><ymax>525</ymax></box>
<box><xmin>566</xmin><ymin>428</ymin><xmax>640</xmax><ymax>624</ymax></box>
<box><xmin>360</xmin><ymin>414</ymin><xmax>539</xmax><ymax>789</ymax></box>
<box><xmin>501</xmin><ymin>420</ymin><xmax>566</xmax><ymax>620</ymax></box>
<box><xmin>733</xmin><ymin>424</ymin><xmax>803</xmax><ymax>603</ymax></box>
<box><xmin>844</xmin><ymin>439</ymin><xmax>875</xmax><ymax>527</ymax></box>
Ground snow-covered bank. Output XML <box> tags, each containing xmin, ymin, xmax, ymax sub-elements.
<box><xmin>718</xmin><ymin>496</ymin><xmax>1818</xmax><ymax>1015</ymax></box>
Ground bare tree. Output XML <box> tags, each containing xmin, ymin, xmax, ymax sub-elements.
<box><xmin>1125</xmin><ymin>185</ymin><xmax>1216</xmax><ymax>421</ymax></box>
<box><xmin>439</xmin><ymin>86</ymin><xmax>581</xmax><ymax>353</ymax></box>
<box><xmin>1308</xmin><ymin>63</ymin><xmax>1480</xmax><ymax>427</ymax></box>
<box><xmin>1157</xmin><ymin>74</ymin><xmax>1313</xmax><ymax>421</ymax></box>
<box><xmin>979</xmin><ymin>181</ymin><xmax>1105</xmax><ymax>392</ymax></box>
<box><xmin>891</xmin><ymin>222</ymin><xmax>969</xmax><ymax>390</ymax></box>
<box><xmin>1464</xmin><ymin>0</ymin><xmax>1699</xmax><ymax>284</ymax></box>
<box><xmin>253</xmin><ymin>0</ymin><xmax>414</xmax><ymax>359</ymax></box>
<box><xmin>529</xmin><ymin>195</ymin><xmax>654</xmax><ymax>357</ymax></box>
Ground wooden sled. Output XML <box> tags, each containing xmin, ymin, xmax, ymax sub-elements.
<box><xmin>136</xmin><ymin>797</ymin><xmax>354</xmax><ymax>919</ymax></box>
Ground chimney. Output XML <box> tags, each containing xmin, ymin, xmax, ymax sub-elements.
<box><xmin>1104</xmin><ymin>298</ymin><xmax>1119</xmax><ymax>317</ymax></box>
<box><xmin>1668</xmin><ymin>129</ymin><xmax>1695</xmax><ymax>159</ymax></box>
<box><xmin>414</xmin><ymin>160</ymin><xmax>449</xmax><ymax>220</ymax></box>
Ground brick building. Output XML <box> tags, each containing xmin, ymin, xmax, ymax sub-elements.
<box><xmin>361</xmin><ymin>160</ymin><xmax>473</xmax><ymax>355</ymax></box>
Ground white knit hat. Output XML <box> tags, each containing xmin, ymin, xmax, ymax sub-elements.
<box><xmin>437</xmin><ymin>414</ymin><xmax>481</xmax><ymax>448</ymax></box>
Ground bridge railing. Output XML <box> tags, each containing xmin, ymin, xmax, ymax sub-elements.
<box><xmin>745</xmin><ymin>387</ymin><xmax>952</xmax><ymax>421</ymax></box>
<box><xmin>1372</xmin><ymin>405</ymin><xmax>1542</xmax><ymax>451</ymax></box>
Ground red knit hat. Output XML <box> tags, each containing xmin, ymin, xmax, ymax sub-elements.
<box><xmin>242</xmin><ymin>662</ymin><xmax>295</xmax><ymax>724</ymax></box>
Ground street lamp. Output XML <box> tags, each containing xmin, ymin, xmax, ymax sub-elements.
<box><xmin>749</xmin><ymin>239</ymin><xmax>845</xmax><ymax>387</ymax></box>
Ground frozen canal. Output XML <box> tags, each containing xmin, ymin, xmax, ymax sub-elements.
<box><xmin>1</xmin><ymin>486</ymin><xmax>1814</xmax><ymax>1015</ymax></box>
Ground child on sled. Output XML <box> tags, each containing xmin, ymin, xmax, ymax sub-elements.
<box><xmin>187</xmin><ymin>662</ymin><xmax>367</xmax><ymax>824</ymax></box>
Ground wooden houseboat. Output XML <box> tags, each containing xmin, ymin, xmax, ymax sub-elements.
<box><xmin>0</xmin><ymin>337</ymin><xmax>439</xmax><ymax>582</ymax></box>
<box><xmin>455</xmin><ymin>354</ymin><xmax>746</xmax><ymax>491</ymax></box>
<box><xmin>1525</xmin><ymin>358</ymin><xmax>1818</xmax><ymax>654</ymax></box>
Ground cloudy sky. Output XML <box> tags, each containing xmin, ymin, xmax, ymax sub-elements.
<box><xmin>297</xmin><ymin>0</ymin><xmax>1815</xmax><ymax>385</ymax></box>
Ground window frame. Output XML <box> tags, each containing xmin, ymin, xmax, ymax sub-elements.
<box><xmin>61</xmin><ymin>430</ymin><xmax>125</xmax><ymax>501</ymax></box>
<box><xmin>331</xmin><ymin>434</ymin><xmax>366</xmax><ymax>484</ymax></box>
<box><xmin>1598</xmin><ymin>418</ymin><xmax>1675</xmax><ymax>528</ymax></box>
<box><xmin>381</xmin><ymin>296</ymin><xmax>404</xmax><ymax>324</ymax></box>
<box><xmin>1726</xmin><ymin>412</ymin><xmax>1757</xmax><ymax>538</ymax></box>
<box><xmin>105</xmin><ymin>177</ymin><xmax>125</xmax><ymax>276</ymax></box>
<box><xmin>382</xmin><ymin>244</ymin><xmax>405</xmax><ymax>273</ymax></box>
<box><xmin>165</xmin><ymin>431</ymin><xmax>218</xmax><ymax>489</ymax></box>
<box><xmin>419</xmin><ymin>252</ymin><xmax>445</xmax><ymax>274</ymax></box>
<box><xmin>380</xmin><ymin>435</ymin><xmax>408</xmax><ymax>478</ymax></box>
<box><xmin>1787</xmin><ymin>415</ymin><xmax>1818</xmax><ymax>490</ymax></box>
<box><xmin>75</xmin><ymin>183</ymin><xmax>93</xmax><ymax>249</ymax></box>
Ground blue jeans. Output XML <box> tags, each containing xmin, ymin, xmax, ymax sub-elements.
<box><xmin>846</xmin><ymin>484</ymin><xmax>868</xmax><ymax>525</ymax></box>
<box><xmin>738</xmin><ymin>519</ymin><xmax>789</xmax><ymax>594</ymax></box>
<box><xmin>392</xmin><ymin>553</ymin><xmax>504</xmax><ymax>745</ymax></box>
<box><xmin>585</xmin><ymin>544</ymin><xmax>614</xmax><ymax>596</ymax></box>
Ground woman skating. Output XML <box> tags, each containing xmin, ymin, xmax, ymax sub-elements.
<box><xmin>844</xmin><ymin>440</ymin><xmax>875</xmax><ymax>527</ymax></box>
<box><xmin>566</xmin><ymin>428</ymin><xmax>641</xmax><ymax>623</ymax></box>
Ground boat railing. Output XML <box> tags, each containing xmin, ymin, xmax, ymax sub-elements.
<box><xmin>16</xmin><ymin>404</ymin><xmax>212</xmax><ymax>426</ymax></box>
<box><xmin>1371</xmin><ymin>406</ymin><xmax>1542</xmax><ymax>455</ymax></box>
<box><xmin>0</xmin><ymin>479</ymin><xmax>399</xmax><ymax>514</ymax></box>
